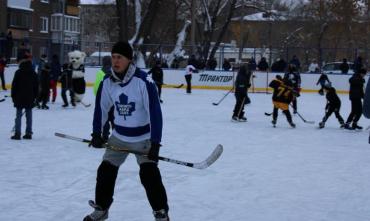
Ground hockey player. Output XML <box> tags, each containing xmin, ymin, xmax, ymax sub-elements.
<box><xmin>148</xmin><ymin>60</ymin><xmax>164</xmax><ymax>102</ymax></box>
<box><xmin>231</xmin><ymin>64</ymin><xmax>251</xmax><ymax>122</ymax></box>
<box><xmin>269</xmin><ymin>75</ymin><xmax>296</xmax><ymax>128</ymax></box>
<box><xmin>283</xmin><ymin>64</ymin><xmax>301</xmax><ymax>113</ymax></box>
<box><xmin>84</xmin><ymin>41</ymin><xmax>169</xmax><ymax>221</ymax></box>
<box><xmin>344</xmin><ymin>68</ymin><xmax>367</xmax><ymax>130</ymax></box>
<box><xmin>185</xmin><ymin>60</ymin><xmax>197</xmax><ymax>94</ymax></box>
<box><xmin>318</xmin><ymin>83</ymin><xmax>345</xmax><ymax>128</ymax></box>
<box><xmin>316</xmin><ymin>72</ymin><xmax>331</xmax><ymax>96</ymax></box>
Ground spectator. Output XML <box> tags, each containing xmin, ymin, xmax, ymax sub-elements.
<box><xmin>353</xmin><ymin>56</ymin><xmax>363</xmax><ymax>73</ymax></box>
<box><xmin>49</xmin><ymin>54</ymin><xmax>61</xmax><ymax>103</ymax></box>
<box><xmin>248</xmin><ymin>57</ymin><xmax>257</xmax><ymax>71</ymax></box>
<box><xmin>222</xmin><ymin>58</ymin><xmax>231</xmax><ymax>71</ymax></box>
<box><xmin>339</xmin><ymin>58</ymin><xmax>349</xmax><ymax>74</ymax></box>
<box><xmin>257</xmin><ymin>57</ymin><xmax>269</xmax><ymax>71</ymax></box>
<box><xmin>271</xmin><ymin>58</ymin><xmax>287</xmax><ymax>72</ymax></box>
<box><xmin>0</xmin><ymin>54</ymin><xmax>7</xmax><ymax>90</ymax></box>
<box><xmin>60</xmin><ymin>63</ymin><xmax>75</xmax><ymax>107</ymax></box>
<box><xmin>11</xmin><ymin>50</ymin><xmax>38</xmax><ymax>140</ymax></box>
<box><xmin>207</xmin><ymin>57</ymin><xmax>217</xmax><ymax>70</ymax></box>
<box><xmin>308</xmin><ymin>59</ymin><xmax>319</xmax><ymax>73</ymax></box>
<box><xmin>289</xmin><ymin>55</ymin><xmax>301</xmax><ymax>71</ymax></box>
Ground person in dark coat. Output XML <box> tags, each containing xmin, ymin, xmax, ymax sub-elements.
<box><xmin>222</xmin><ymin>58</ymin><xmax>231</xmax><ymax>71</ymax></box>
<box><xmin>11</xmin><ymin>51</ymin><xmax>38</xmax><ymax>140</ymax></box>
<box><xmin>257</xmin><ymin>57</ymin><xmax>269</xmax><ymax>71</ymax></box>
<box><xmin>344</xmin><ymin>68</ymin><xmax>367</xmax><ymax>130</ymax></box>
<box><xmin>339</xmin><ymin>58</ymin><xmax>349</xmax><ymax>74</ymax></box>
<box><xmin>318</xmin><ymin>83</ymin><xmax>345</xmax><ymax>128</ymax></box>
<box><xmin>59</xmin><ymin>63</ymin><xmax>75</xmax><ymax>107</ymax></box>
<box><xmin>148</xmin><ymin>61</ymin><xmax>164</xmax><ymax>103</ymax></box>
<box><xmin>248</xmin><ymin>57</ymin><xmax>257</xmax><ymax>71</ymax></box>
<box><xmin>37</xmin><ymin>63</ymin><xmax>51</xmax><ymax>109</ymax></box>
<box><xmin>231</xmin><ymin>65</ymin><xmax>251</xmax><ymax>122</ymax></box>
<box><xmin>49</xmin><ymin>54</ymin><xmax>61</xmax><ymax>103</ymax></box>
<box><xmin>0</xmin><ymin>54</ymin><xmax>7</xmax><ymax>90</ymax></box>
<box><xmin>289</xmin><ymin>55</ymin><xmax>301</xmax><ymax>71</ymax></box>
<box><xmin>284</xmin><ymin>64</ymin><xmax>301</xmax><ymax>113</ymax></box>
<box><xmin>316</xmin><ymin>72</ymin><xmax>331</xmax><ymax>95</ymax></box>
<box><xmin>353</xmin><ymin>56</ymin><xmax>363</xmax><ymax>73</ymax></box>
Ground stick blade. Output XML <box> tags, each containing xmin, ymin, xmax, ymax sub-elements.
<box><xmin>193</xmin><ymin>144</ymin><xmax>223</xmax><ymax>169</ymax></box>
<box><xmin>212</xmin><ymin>102</ymin><xmax>219</xmax><ymax>106</ymax></box>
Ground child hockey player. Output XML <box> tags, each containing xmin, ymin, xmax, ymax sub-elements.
<box><xmin>318</xmin><ymin>83</ymin><xmax>345</xmax><ymax>128</ymax></box>
<box><xmin>316</xmin><ymin>72</ymin><xmax>331</xmax><ymax>95</ymax></box>
<box><xmin>59</xmin><ymin>63</ymin><xmax>75</xmax><ymax>107</ymax></box>
<box><xmin>269</xmin><ymin>75</ymin><xmax>296</xmax><ymax>128</ymax></box>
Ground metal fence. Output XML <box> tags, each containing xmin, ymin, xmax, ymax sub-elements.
<box><xmin>1</xmin><ymin>37</ymin><xmax>368</xmax><ymax>72</ymax></box>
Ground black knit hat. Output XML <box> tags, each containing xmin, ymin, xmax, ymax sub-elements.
<box><xmin>111</xmin><ymin>41</ymin><xmax>133</xmax><ymax>60</ymax></box>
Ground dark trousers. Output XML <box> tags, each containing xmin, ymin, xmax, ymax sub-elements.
<box><xmin>95</xmin><ymin>161</ymin><xmax>168</xmax><ymax>212</ymax></box>
<box><xmin>14</xmin><ymin>107</ymin><xmax>32</xmax><ymax>135</ymax></box>
<box><xmin>61</xmin><ymin>88</ymin><xmax>75</xmax><ymax>105</ymax></box>
<box><xmin>156</xmin><ymin>83</ymin><xmax>162</xmax><ymax>99</ymax></box>
<box><xmin>0</xmin><ymin>71</ymin><xmax>6</xmax><ymax>89</ymax></box>
<box><xmin>233</xmin><ymin>94</ymin><xmax>246</xmax><ymax>118</ymax></box>
<box><xmin>322</xmin><ymin>104</ymin><xmax>344</xmax><ymax>124</ymax></box>
<box><xmin>346</xmin><ymin>99</ymin><xmax>363</xmax><ymax>124</ymax></box>
<box><xmin>185</xmin><ymin>74</ymin><xmax>192</xmax><ymax>93</ymax></box>
<box><xmin>273</xmin><ymin>108</ymin><xmax>293</xmax><ymax>123</ymax></box>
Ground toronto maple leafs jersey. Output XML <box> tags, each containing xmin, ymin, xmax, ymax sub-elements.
<box><xmin>93</xmin><ymin>63</ymin><xmax>162</xmax><ymax>143</ymax></box>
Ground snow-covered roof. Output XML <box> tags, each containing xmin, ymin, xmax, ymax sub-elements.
<box><xmin>7</xmin><ymin>0</ymin><xmax>32</xmax><ymax>11</ymax></box>
<box><xmin>232</xmin><ymin>11</ymin><xmax>287</xmax><ymax>22</ymax></box>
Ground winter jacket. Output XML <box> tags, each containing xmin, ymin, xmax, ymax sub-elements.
<box><xmin>234</xmin><ymin>65</ymin><xmax>251</xmax><ymax>97</ymax></box>
<box><xmin>60</xmin><ymin>68</ymin><xmax>73</xmax><ymax>90</ymax></box>
<box><xmin>349</xmin><ymin>73</ymin><xmax>365</xmax><ymax>100</ymax></box>
<box><xmin>11</xmin><ymin>61</ymin><xmax>39</xmax><ymax>108</ymax></box>
<box><xmin>148</xmin><ymin>66</ymin><xmax>163</xmax><ymax>85</ymax></box>
<box><xmin>325</xmin><ymin>87</ymin><xmax>341</xmax><ymax>107</ymax></box>
<box><xmin>49</xmin><ymin>60</ymin><xmax>61</xmax><ymax>81</ymax></box>
<box><xmin>284</xmin><ymin>71</ymin><xmax>301</xmax><ymax>89</ymax></box>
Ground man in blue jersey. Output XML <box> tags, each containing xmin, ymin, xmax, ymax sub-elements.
<box><xmin>84</xmin><ymin>41</ymin><xmax>169</xmax><ymax>221</ymax></box>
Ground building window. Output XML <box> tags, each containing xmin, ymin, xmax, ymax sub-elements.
<box><xmin>40</xmin><ymin>17</ymin><xmax>49</xmax><ymax>33</ymax></box>
<box><xmin>51</xmin><ymin>16</ymin><xmax>61</xmax><ymax>31</ymax></box>
<box><xmin>9</xmin><ymin>10</ymin><xmax>32</xmax><ymax>29</ymax></box>
<box><xmin>41</xmin><ymin>0</ymin><xmax>49</xmax><ymax>3</ymax></box>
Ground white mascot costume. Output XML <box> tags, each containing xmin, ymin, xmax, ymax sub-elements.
<box><xmin>68</xmin><ymin>50</ymin><xmax>86</xmax><ymax>103</ymax></box>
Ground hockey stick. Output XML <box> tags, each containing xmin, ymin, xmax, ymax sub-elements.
<box><xmin>290</xmin><ymin>105</ymin><xmax>315</xmax><ymax>124</ymax></box>
<box><xmin>54</xmin><ymin>132</ymin><xmax>223</xmax><ymax>169</ymax></box>
<box><xmin>212</xmin><ymin>88</ymin><xmax>233</xmax><ymax>106</ymax></box>
<box><xmin>80</xmin><ymin>101</ymin><xmax>91</xmax><ymax>107</ymax></box>
<box><xmin>173</xmin><ymin>83</ymin><xmax>184</xmax><ymax>89</ymax></box>
<box><xmin>0</xmin><ymin>98</ymin><xmax>5</xmax><ymax>102</ymax></box>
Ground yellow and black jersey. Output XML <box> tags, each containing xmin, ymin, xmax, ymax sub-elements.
<box><xmin>269</xmin><ymin>79</ymin><xmax>294</xmax><ymax>104</ymax></box>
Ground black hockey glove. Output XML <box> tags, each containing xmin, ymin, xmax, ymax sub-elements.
<box><xmin>148</xmin><ymin>142</ymin><xmax>161</xmax><ymax>162</ymax></box>
<box><xmin>89</xmin><ymin>133</ymin><xmax>105</xmax><ymax>148</ymax></box>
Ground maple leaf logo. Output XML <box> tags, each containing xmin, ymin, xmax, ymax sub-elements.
<box><xmin>115</xmin><ymin>93</ymin><xmax>136</xmax><ymax>120</ymax></box>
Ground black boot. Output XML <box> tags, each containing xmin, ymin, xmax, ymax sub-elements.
<box><xmin>352</xmin><ymin>122</ymin><xmax>363</xmax><ymax>130</ymax></box>
<box><xmin>23</xmin><ymin>134</ymin><xmax>32</xmax><ymax>139</ymax></box>
<box><xmin>11</xmin><ymin>133</ymin><xmax>21</xmax><ymax>140</ymax></box>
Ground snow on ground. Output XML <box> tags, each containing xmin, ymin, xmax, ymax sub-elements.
<box><xmin>1</xmin><ymin>88</ymin><xmax>370</xmax><ymax>221</ymax></box>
